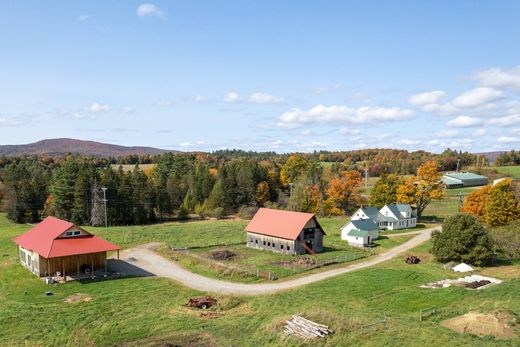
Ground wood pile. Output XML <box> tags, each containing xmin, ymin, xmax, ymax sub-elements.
<box><xmin>405</xmin><ymin>255</ymin><xmax>421</xmax><ymax>264</ymax></box>
<box><xmin>284</xmin><ymin>315</ymin><xmax>333</xmax><ymax>339</ymax></box>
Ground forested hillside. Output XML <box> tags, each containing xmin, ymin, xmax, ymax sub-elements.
<box><xmin>0</xmin><ymin>148</ymin><xmax>482</xmax><ymax>226</ymax></box>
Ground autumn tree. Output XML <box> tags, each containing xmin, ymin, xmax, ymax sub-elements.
<box><xmin>255</xmin><ymin>181</ymin><xmax>270</xmax><ymax>206</ymax></box>
<box><xmin>484</xmin><ymin>179</ymin><xmax>520</xmax><ymax>227</ymax></box>
<box><xmin>369</xmin><ymin>173</ymin><xmax>404</xmax><ymax>208</ymax></box>
<box><xmin>397</xmin><ymin>161</ymin><xmax>443</xmax><ymax>221</ymax></box>
<box><xmin>461</xmin><ymin>185</ymin><xmax>491</xmax><ymax>219</ymax></box>
<box><xmin>326</xmin><ymin>170</ymin><xmax>363</xmax><ymax>214</ymax></box>
<box><xmin>280</xmin><ymin>155</ymin><xmax>310</xmax><ymax>186</ymax></box>
<box><xmin>490</xmin><ymin>221</ymin><xmax>520</xmax><ymax>260</ymax></box>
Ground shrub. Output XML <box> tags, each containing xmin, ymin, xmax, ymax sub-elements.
<box><xmin>177</xmin><ymin>206</ymin><xmax>190</xmax><ymax>220</ymax></box>
<box><xmin>431</xmin><ymin>213</ymin><xmax>494</xmax><ymax>266</ymax></box>
<box><xmin>490</xmin><ymin>221</ymin><xmax>520</xmax><ymax>260</ymax></box>
<box><xmin>208</xmin><ymin>207</ymin><xmax>225</xmax><ymax>219</ymax></box>
<box><xmin>237</xmin><ymin>206</ymin><xmax>258</xmax><ymax>219</ymax></box>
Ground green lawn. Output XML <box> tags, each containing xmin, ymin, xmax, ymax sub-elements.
<box><xmin>494</xmin><ymin>165</ymin><xmax>520</xmax><ymax>179</ymax></box>
<box><xmin>1</xmin><ymin>214</ymin><xmax>519</xmax><ymax>346</ymax></box>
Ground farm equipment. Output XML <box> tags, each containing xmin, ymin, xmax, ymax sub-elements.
<box><xmin>187</xmin><ymin>296</ymin><xmax>217</xmax><ymax>309</ymax></box>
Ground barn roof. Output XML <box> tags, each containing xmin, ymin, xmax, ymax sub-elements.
<box><xmin>245</xmin><ymin>208</ymin><xmax>324</xmax><ymax>240</ymax></box>
<box><xmin>13</xmin><ymin>216</ymin><xmax>120</xmax><ymax>258</ymax></box>
<box><xmin>350</xmin><ymin>219</ymin><xmax>378</xmax><ymax>231</ymax></box>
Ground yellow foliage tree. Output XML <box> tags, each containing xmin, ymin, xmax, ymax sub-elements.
<box><xmin>484</xmin><ymin>179</ymin><xmax>520</xmax><ymax>227</ymax></box>
<box><xmin>280</xmin><ymin>155</ymin><xmax>309</xmax><ymax>186</ymax></box>
<box><xmin>255</xmin><ymin>181</ymin><xmax>270</xmax><ymax>206</ymax></box>
<box><xmin>396</xmin><ymin>161</ymin><xmax>443</xmax><ymax>220</ymax></box>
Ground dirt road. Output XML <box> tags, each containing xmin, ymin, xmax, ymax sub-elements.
<box><xmin>111</xmin><ymin>226</ymin><xmax>440</xmax><ymax>296</ymax></box>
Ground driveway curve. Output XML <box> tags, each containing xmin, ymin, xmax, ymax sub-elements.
<box><xmin>112</xmin><ymin>226</ymin><xmax>440</xmax><ymax>296</ymax></box>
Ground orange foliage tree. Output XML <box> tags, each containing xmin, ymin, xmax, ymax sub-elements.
<box><xmin>397</xmin><ymin>161</ymin><xmax>443</xmax><ymax>221</ymax></box>
<box><xmin>461</xmin><ymin>185</ymin><xmax>492</xmax><ymax>219</ymax></box>
<box><xmin>326</xmin><ymin>170</ymin><xmax>363</xmax><ymax>214</ymax></box>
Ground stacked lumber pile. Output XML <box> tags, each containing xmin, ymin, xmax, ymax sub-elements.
<box><xmin>284</xmin><ymin>315</ymin><xmax>333</xmax><ymax>339</ymax></box>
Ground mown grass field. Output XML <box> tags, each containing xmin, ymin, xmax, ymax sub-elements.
<box><xmin>1</xmin><ymin>214</ymin><xmax>519</xmax><ymax>346</ymax></box>
<box><xmin>494</xmin><ymin>166</ymin><xmax>520</xmax><ymax>179</ymax></box>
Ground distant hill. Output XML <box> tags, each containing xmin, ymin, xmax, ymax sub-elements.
<box><xmin>474</xmin><ymin>151</ymin><xmax>507</xmax><ymax>164</ymax></box>
<box><xmin>0</xmin><ymin>138</ymin><xmax>174</xmax><ymax>157</ymax></box>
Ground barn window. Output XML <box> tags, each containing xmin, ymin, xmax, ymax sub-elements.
<box><xmin>268</xmin><ymin>242</ymin><xmax>271</xmax><ymax>247</ymax></box>
<box><xmin>263</xmin><ymin>241</ymin><xmax>266</xmax><ymax>246</ymax></box>
<box><xmin>273</xmin><ymin>243</ymin><xmax>276</xmax><ymax>247</ymax></box>
<box><xmin>66</xmin><ymin>230</ymin><xmax>81</xmax><ymax>237</ymax></box>
<box><xmin>287</xmin><ymin>246</ymin><xmax>290</xmax><ymax>251</ymax></box>
<box><xmin>255</xmin><ymin>240</ymin><xmax>258</xmax><ymax>244</ymax></box>
<box><xmin>280</xmin><ymin>245</ymin><xmax>284</xmax><ymax>249</ymax></box>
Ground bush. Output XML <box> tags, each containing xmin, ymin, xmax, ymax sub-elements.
<box><xmin>236</xmin><ymin>206</ymin><xmax>258</xmax><ymax>219</ymax></box>
<box><xmin>177</xmin><ymin>206</ymin><xmax>190</xmax><ymax>220</ymax></box>
<box><xmin>431</xmin><ymin>213</ymin><xmax>494</xmax><ymax>266</ymax></box>
<box><xmin>490</xmin><ymin>221</ymin><xmax>520</xmax><ymax>260</ymax></box>
<box><xmin>208</xmin><ymin>207</ymin><xmax>225</xmax><ymax>219</ymax></box>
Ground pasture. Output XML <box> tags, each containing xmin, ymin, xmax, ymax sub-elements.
<box><xmin>1</xmin><ymin>214</ymin><xmax>519</xmax><ymax>346</ymax></box>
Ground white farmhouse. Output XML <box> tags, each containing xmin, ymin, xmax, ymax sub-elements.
<box><xmin>379</xmin><ymin>204</ymin><xmax>416</xmax><ymax>230</ymax></box>
<box><xmin>341</xmin><ymin>218</ymin><xmax>379</xmax><ymax>241</ymax></box>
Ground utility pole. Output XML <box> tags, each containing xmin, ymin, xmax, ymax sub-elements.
<box><xmin>456</xmin><ymin>159</ymin><xmax>461</xmax><ymax>173</ymax></box>
<box><xmin>476</xmin><ymin>155</ymin><xmax>480</xmax><ymax>167</ymax></box>
<box><xmin>457</xmin><ymin>192</ymin><xmax>465</xmax><ymax>212</ymax></box>
<box><xmin>364</xmin><ymin>168</ymin><xmax>369</xmax><ymax>189</ymax></box>
<box><xmin>101</xmin><ymin>187</ymin><xmax>108</xmax><ymax>228</ymax></box>
<box><xmin>289</xmin><ymin>183</ymin><xmax>294</xmax><ymax>198</ymax></box>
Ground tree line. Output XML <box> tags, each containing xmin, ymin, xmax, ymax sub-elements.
<box><xmin>0</xmin><ymin>148</ymin><xmax>474</xmax><ymax>226</ymax></box>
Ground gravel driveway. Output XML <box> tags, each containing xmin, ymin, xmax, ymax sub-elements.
<box><xmin>110</xmin><ymin>226</ymin><xmax>440</xmax><ymax>296</ymax></box>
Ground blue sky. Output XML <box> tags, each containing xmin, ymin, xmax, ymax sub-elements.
<box><xmin>1</xmin><ymin>1</ymin><xmax>519</xmax><ymax>153</ymax></box>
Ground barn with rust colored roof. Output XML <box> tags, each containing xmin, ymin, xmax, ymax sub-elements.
<box><xmin>13</xmin><ymin>216</ymin><xmax>120</xmax><ymax>278</ymax></box>
<box><xmin>245</xmin><ymin>208</ymin><xmax>325</xmax><ymax>255</ymax></box>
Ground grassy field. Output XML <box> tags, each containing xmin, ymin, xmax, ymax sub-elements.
<box><xmin>494</xmin><ymin>166</ymin><xmax>520</xmax><ymax>179</ymax></box>
<box><xmin>1</xmin><ymin>214</ymin><xmax>519</xmax><ymax>346</ymax></box>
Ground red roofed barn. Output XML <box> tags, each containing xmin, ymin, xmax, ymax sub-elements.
<box><xmin>245</xmin><ymin>208</ymin><xmax>325</xmax><ymax>255</ymax></box>
<box><xmin>13</xmin><ymin>216</ymin><xmax>120</xmax><ymax>277</ymax></box>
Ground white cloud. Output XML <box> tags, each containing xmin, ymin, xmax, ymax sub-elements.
<box><xmin>399</xmin><ymin>139</ymin><xmax>421</xmax><ymax>145</ymax></box>
<box><xmin>224</xmin><ymin>91</ymin><xmax>284</xmax><ymax>104</ymax></box>
<box><xmin>446</xmin><ymin>115</ymin><xmax>483</xmax><ymax>128</ymax></box>
<box><xmin>312</xmin><ymin>83</ymin><xmax>344</xmax><ymax>95</ymax></box>
<box><xmin>435</xmin><ymin>130</ymin><xmax>460</xmax><ymax>138</ymax></box>
<box><xmin>473</xmin><ymin>65</ymin><xmax>520</xmax><ymax>89</ymax></box>
<box><xmin>248</xmin><ymin>92</ymin><xmax>284</xmax><ymax>104</ymax></box>
<box><xmin>276</xmin><ymin>104</ymin><xmax>414</xmax><ymax>128</ymax></box>
<box><xmin>486</xmin><ymin>114</ymin><xmax>520</xmax><ymax>127</ymax></box>
<box><xmin>0</xmin><ymin>116</ymin><xmax>24</xmax><ymax>126</ymax></box>
<box><xmin>193</xmin><ymin>95</ymin><xmax>208</xmax><ymax>103</ymax></box>
<box><xmin>474</xmin><ymin>128</ymin><xmax>486</xmax><ymax>136</ymax></box>
<box><xmin>498</xmin><ymin>136</ymin><xmax>520</xmax><ymax>143</ymax></box>
<box><xmin>89</xmin><ymin>102</ymin><xmax>111</xmax><ymax>113</ymax></box>
<box><xmin>78</xmin><ymin>15</ymin><xmax>89</xmax><ymax>22</ymax></box>
<box><xmin>339</xmin><ymin>128</ymin><xmax>360</xmax><ymax>135</ymax></box>
<box><xmin>452</xmin><ymin>87</ymin><xmax>502</xmax><ymax>108</ymax></box>
<box><xmin>224</xmin><ymin>92</ymin><xmax>241</xmax><ymax>103</ymax></box>
<box><xmin>179</xmin><ymin>140</ymin><xmax>205</xmax><ymax>147</ymax></box>
<box><xmin>137</xmin><ymin>4</ymin><xmax>164</xmax><ymax>17</ymax></box>
<box><xmin>408</xmin><ymin>90</ymin><xmax>446</xmax><ymax>106</ymax></box>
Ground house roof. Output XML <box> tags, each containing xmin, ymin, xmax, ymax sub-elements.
<box><xmin>13</xmin><ymin>216</ymin><xmax>120</xmax><ymax>258</ymax></box>
<box><xmin>443</xmin><ymin>172</ymin><xmax>487</xmax><ymax>181</ymax></box>
<box><xmin>350</xmin><ymin>219</ymin><xmax>378</xmax><ymax>231</ymax></box>
<box><xmin>360</xmin><ymin>206</ymin><xmax>380</xmax><ymax>220</ymax></box>
<box><xmin>347</xmin><ymin>229</ymin><xmax>369</xmax><ymax>237</ymax></box>
<box><xmin>245</xmin><ymin>208</ymin><xmax>324</xmax><ymax>240</ymax></box>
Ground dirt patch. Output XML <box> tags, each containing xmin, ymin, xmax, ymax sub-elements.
<box><xmin>64</xmin><ymin>293</ymin><xmax>92</xmax><ymax>304</ymax></box>
<box><xmin>420</xmin><ymin>275</ymin><xmax>501</xmax><ymax>290</ymax></box>
<box><xmin>442</xmin><ymin>311</ymin><xmax>518</xmax><ymax>340</ymax></box>
<box><xmin>270</xmin><ymin>257</ymin><xmax>317</xmax><ymax>268</ymax></box>
<box><xmin>210</xmin><ymin>250</ymin><xmax>236</xmax><ymax>261</ymax></box>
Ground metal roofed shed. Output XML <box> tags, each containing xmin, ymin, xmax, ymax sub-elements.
<box><xmin>245</xmin><ymin>208</ymin><xmax>325</xmax><ymax>255</ymax></box>
<box><xmin>442</xmin><ymin>172</ymin><xmax>488</xmax><ymax>189</ymax></box>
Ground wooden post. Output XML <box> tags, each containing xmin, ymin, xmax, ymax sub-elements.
<box><xmin>91</xmin><ymin>255</ymin><xmax>94</xmax><ymax>275</ymax></box>
<box><xmin>62</xmin><ymin>257</ymin><xmax>65</xmax><ymax>281</ymax></box>
<box><xmin>77</xmin><ymin>257</ymin><xmax>80</xmax><ymax>279</ymax></box>
<box><xmin>117</xmin><ymin>249</ymin><xmax>120</xmax><ymax>260</ymax></box>
<box><xmin>47</xmin><ymin>259</ymin><xmax>50</xmax><ymax>276</ymax></box>
<box><xmin>104</xmin><ymin>255</ymin><xmax>107</xmax><ymax>275</ymax></box>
